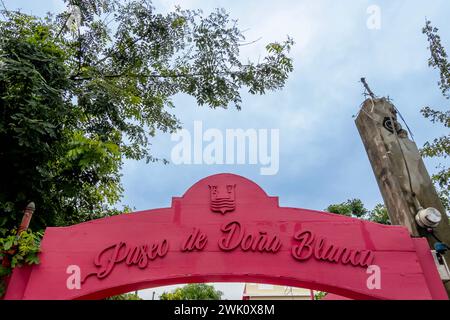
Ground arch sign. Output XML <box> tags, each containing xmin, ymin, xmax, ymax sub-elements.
<box><xmin>4</xmin><ymin>174</ymin><xmax>448</xmax><ymax>300</ymax></box>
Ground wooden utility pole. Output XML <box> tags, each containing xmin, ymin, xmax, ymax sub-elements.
<box><xmin>355</xmin><ymin>94</ymin><xmax>450</xmax><ymax>296</ymax></box>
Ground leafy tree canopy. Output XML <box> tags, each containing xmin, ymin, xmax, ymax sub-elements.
<box><xmin>160</xmin><ymin>283</ymin><xmax>223</xmax><ymax>300</ymax></box>
<box><xmin>0</xmin><ymin>0</ymin><xmax>294</xmax><ymax>230</ymax></box>
<box><xmin>106</xmin><ymin>292</ymin><xmax>142</xmax><ymax>300</ymax></box>
<box><xmin>422</xmin><ymin>20</ymin><xmax>450</xmax><ymax>212</ymax></box>
<box><xmin>326</xmin><ymin>199</ymin><xmax>391</xmax><ymax>225</ymax></box>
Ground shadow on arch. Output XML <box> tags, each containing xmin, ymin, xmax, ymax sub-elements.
<box><xmin>71</xmin><ymin>275</ymin><xmax>397</xmax><ymax>301</ymax></box>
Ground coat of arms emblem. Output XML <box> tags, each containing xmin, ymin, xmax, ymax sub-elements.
<box><xmin>209</xmin><ymin>184</ymin><xmax>236</xmax><ymax>214</ymax></box>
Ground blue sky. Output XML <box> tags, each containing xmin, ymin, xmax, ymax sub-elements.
<box><xmin>4</xmin><ymin>0</ymin><xmax>450</xmax><ymax>299</ymax></box>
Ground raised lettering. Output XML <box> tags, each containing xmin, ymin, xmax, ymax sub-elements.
<box><xmin>291</xmin><ymin>230</ymin><xmax>314</xmax><ymax>261</ymax></box>
<box><xmin>218</xmin><ymin>221</ymin><xmax>243</xmax><ymax>251</ymax></box>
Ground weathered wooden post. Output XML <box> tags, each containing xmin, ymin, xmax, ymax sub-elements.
<box><xmin>17</xmin><ymin>202</ymin><xmax>35</xmax><ymax>236</ymax></box>
<box><xmin>355</xmin><ymin>90</ymin><xmax>450</xmax><ymax>296</ymax></box>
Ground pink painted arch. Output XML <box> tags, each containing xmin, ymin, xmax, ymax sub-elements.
<box><xmin>4</xmin><ymin>173</ymin><xmax>448</xmax><ymax>300</ymax></box>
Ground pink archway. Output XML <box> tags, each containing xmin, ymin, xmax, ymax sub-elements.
<box><xmin>4</xmin><ymin>174</ymin><xmax>447</xmax><ymax>300</ymax></box>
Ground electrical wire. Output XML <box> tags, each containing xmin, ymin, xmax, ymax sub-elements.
<box><xmin>428</xmin><ymin>230</ymin><xmax>450</xmax><ymax>249</ymax></box>
<box><xmin>384</xmin><ymin>106</ymin><xmax>416</xmax><ymax>199</ymax></box>
<box><xmin>392</xmin><ymin>104</ymin><xmax>415</xmax><ymax>141</ymax></box>
<box><xmin>361</xmin><ymin>97</ymin><xmax>417</xmax><ymax>202</ymax></box>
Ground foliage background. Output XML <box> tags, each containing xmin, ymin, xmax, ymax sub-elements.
<box><xmin>160</xmin><ymin>283</ymin><xmax>223</xmax><ymax>300</ymax></box>
<box><xmin>0</xmin><ymin>0</ymin><xmax>293</xmax><ymax>297</ymax></box>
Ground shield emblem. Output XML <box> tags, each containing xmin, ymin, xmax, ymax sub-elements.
<box><xmin>209</xmin><ymin>184</ymin><xmax>236</xmax><ymax>214</ymax></box>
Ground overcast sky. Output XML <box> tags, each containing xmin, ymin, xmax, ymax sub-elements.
<box><xmin>5</xmin><ymin>0</ymin><xmax>450</xmax><ymax>299</ymax></box>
